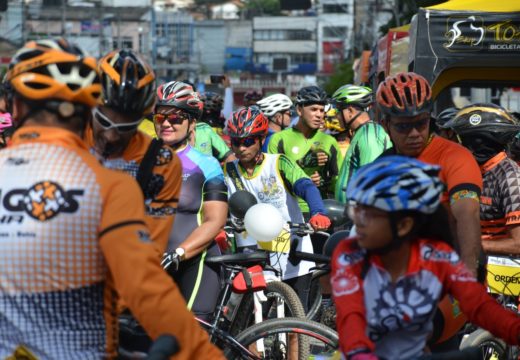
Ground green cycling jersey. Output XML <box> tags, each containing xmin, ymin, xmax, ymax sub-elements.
<box><xmin>268</xmin><ymin>126</ymin><xmax>342</xmax><ymax>212</ymax></box>
<box><xmin>335</xmin><ymin>121</ymin><xmax>392</xmax><ymax>204</ymax></box>
<box><xmin>193</xmin><ymin>122</ymin><xmax>232</xmax><ymax>162</ymax></box>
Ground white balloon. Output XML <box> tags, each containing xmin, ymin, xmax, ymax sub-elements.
<box><xmin>244</xmin><ymin>203</ymin><xmax>285</xmax><ymax>242</ymax></box>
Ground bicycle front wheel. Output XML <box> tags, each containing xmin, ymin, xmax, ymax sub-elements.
<box><xmin>460</xmin><ymin>328</ymin><xmax>507</xmax><ymax>360</ymax></box>
<box><xmin>227</xmin><ymin>317</ymin><xmax>339</xmax><ymax>360</ymax></box>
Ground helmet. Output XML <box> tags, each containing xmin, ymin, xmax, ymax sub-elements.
<box><xmin>324</xmin><ymin>105</ymin><xmax>345</xmax><ymax>133</ymax></box>
<box><xmin>443</xmin><ymin>103</ymin><xmax>520</xmax><ymax>145</ymax></box>
<box><xmin>332</xmin><ymin>84</ymin><xmax>373</xmax><ymax>110</ymax></box>
<box><xmin>156</xmin><ymin>81</ymin><xmax>203</xmax><ymax>119</ymax></box>
<box><xmin>295</xmin><ymin>86</ymin><xmax>328</xmax><ymax>106</ymax></box>
<box><xmin>510</xmin><ymin>133</ymin><xmax>520</xmax><ymax>159</ymax></box>
<box><xmin>376</xmin><ymin>72</ymin><xmax>432</xmax><ymax>117</ymax></box>
<box><xmin>347</xmin><ymin>155</ymin><xmax>444</xmax><ymax>214</ymax></box>
<box><xmin>435</xmin><ymin>107</ymin><xmax>459</xmax><ymax>128</ymax></box>
<box><xmin>226</xmin><ymin>106</ymin><xmax>268</xmax><ymax>138</ymax></box>
<box><xmin>6</xmin><ymin>38</ymin><xmax>100</xmax><ymax>108</ymax></box>
<box><xmin>99</xmin><ymin>49</ymin><xmax>156</xmax><ymax>116</ymax></box>
<box><xmin>201</xmin><ymin>91</ymin><xmax>223</xmax><ymax>113</ymax></box>
<box><xmin>257</xmin><ymin>93</ymin><xmax>293</xmax><ymax>118</ymax></box>
<box><xmin>244</xmin><ymin>90</ymin><xmax>263</xmax><ymax>103</ymax></box>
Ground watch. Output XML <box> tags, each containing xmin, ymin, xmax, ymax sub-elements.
<box><xmin>175</xmin><ymin>247</ymin><xmax>186</xmax><ymax>261</ymax></box>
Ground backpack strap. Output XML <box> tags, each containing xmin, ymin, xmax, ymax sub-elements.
<box><xmin>136</xmin><ymin>138</ymin><xmax>164</xmax><ymax>196</ymax></box>
<box><xmin>225</xmin><ymin>162</ymin><xmax>246</xmax><ymax>191</ymax></box>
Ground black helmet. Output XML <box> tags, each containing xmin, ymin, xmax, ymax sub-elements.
<box><xmin>442</xmin><ymin>103</ymin><xmax>520</xmax><ymax>146</ymax></box>
<box><xmin>201</xmin><ymin>91</ymin><xmax>223</xmax><ymax>113</ymax></box>
<box><xmin>435</xmin><ymin>107</ymin><xmax>458</xmax><ymax>128</ymax></box>
<box><xmin>295</xmin><ymin>86</ymin><xmax>328</xmax><ymax>106</ymax></box>
<box><xmin>99</xmin><ymin>49</ymin><xmax>156</xmax><ymax>116</ymax></box>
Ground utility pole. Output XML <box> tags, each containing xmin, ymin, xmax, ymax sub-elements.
<box><xmin>61</xmin><ymin>0</ymin><xmax>67</xmax><ymax>36</ymax></box>
<box><xmin>151</xmin><ymin>0</ymin><xmax>157</xmax><ymax>67</ymax></box>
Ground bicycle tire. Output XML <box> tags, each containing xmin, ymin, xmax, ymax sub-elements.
<box><xmin>460</xmin><ymin>328</ymin><xmax>507</xmax><ymax>360</ymax></box>
<box><xmin>306</xmin><ymin>274</ymin><xmax>322</xmax><ymax>321</ymax></box>
<box><xmin>225</xmin><ymin>317</ymin><xmax>339</xmax><ymax>360</ymax></box>
<box><xmin>230</xmin><ymin>281</ymin><xmax>306</xmax><ymax>335</ymax></box>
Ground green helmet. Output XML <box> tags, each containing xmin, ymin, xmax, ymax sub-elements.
<box><xmin>332</xmin><ymin>84</ymin><xmax>373</xmax><ymax>110</ymax></box>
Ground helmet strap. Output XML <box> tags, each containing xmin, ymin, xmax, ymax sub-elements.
<box><xmin>344</xmin><ymin>109</ymin><xmax>365</xmax><ymax>130</ymax></box>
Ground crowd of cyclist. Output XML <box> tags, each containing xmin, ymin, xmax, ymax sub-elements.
<box><xmin>1</xmin><ymin>36</ymin><xmax>520</xmax><ymax>359</ymax></box>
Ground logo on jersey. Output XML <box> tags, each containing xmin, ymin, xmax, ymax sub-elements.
<box><xmin>257</xmin><ymin>175</ymin><xmax>283</xmax><ymax>202</ymax></box>
<box><xmin>2</xmin><ymin>181</ymin><xmax>84</xmax><ymax>221</ymax></box>
<box><xmin>155</xmin><ymin>147</ymin><xmax>173</xmax><ymax>166</ymax></box>
<box><xmin>421</xmin><ymin>244</ymin><xmax>459</xmax><ymax>264</ymax></box>
<box><xmin>331</xmin><ymin>270</ymin><xmax>360</xmax><ymax>297</ymax></box>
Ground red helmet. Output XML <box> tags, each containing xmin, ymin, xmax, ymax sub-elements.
<box><xmin>376</xmin><ymin>72</ymin><xmax>432</xmax><ymax>117</ymax></box>
<box><xmin>227</xmin><ymin>106</ymin><xmax>268</xmax><ymax>138</ymax></box>
<box><xmin>156</xmin><ymin>81</ymin><xmax>203</xmax><ymax>119</ymax></box>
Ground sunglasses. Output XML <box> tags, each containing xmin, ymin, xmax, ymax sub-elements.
<box><xmin>230</xmin><ymin>137</ymin><xmax>258</xmax><ymax>148</ymax></box>
<box><xmin>92</xmin><ymin>108</ymin><xmax>140</xmax><ymax>133</ymax></box>
<box><xmin>152</xmin><ymin>112</ymin><xmax>191</xmax><ymax>125</ymax></box>
<box><xmin>390</xmin><ymin>117</ymin><xmax>429</xmax><ymax>134</ymax></box>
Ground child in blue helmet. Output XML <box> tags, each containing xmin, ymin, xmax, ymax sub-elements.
<box><xmin>331</xmin><ymin>155</ymin><xmax>520</xmax><ymax>360</ymax></box>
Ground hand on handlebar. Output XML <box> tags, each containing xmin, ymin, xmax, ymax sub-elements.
<box><xmin>161</xmin><ymin>252</ymin><xmax>181</xmax><ymax>272</ymax></box>
<box><xmin>309</xmin><ymin>213</ymin><xmax>331</xmax><ymax>231</ymax></box>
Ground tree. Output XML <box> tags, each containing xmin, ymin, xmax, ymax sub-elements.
<box><xmin>379</xmin><ymin>0</ymin><xmax>450</xmax><ymax>35</ymax></box>
<box><xmin>323</xmin><ymin>62</ymin><xmax>354</xmax><ymax>95</ymax></box>
<box><xmin>244</xmin><ymin>0</ymin><xmax>281</xmax><ymax>16</ymax></box>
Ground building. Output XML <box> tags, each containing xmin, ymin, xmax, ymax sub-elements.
<box><xmin>252</xmin><ymin>16</ymin><xmax>317</xmax><ymax>75</ymax></box>
<box><xmin>316</xmin><ymin>0</ymin><xmax>354</xmax><ymax>74</ymax></box>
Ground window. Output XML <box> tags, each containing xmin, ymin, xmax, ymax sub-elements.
<box><xmin>290</xmin><ymin>53</ymin><xmax>316</xmax><ymax>64</ymax></box>
<box><xmin>287</xmin><ymin>30</ymin><xmax>313</xmax><ymax>40</ymax></box>
<box><xmin>323</xmin><ymin>26</ymin><xmax>347</xmax><ymax>38</ymax></box>
<box><xmin>323</xmin><ymin>4</ymin><xmax>348</xmax><ymax>13</ymax></box>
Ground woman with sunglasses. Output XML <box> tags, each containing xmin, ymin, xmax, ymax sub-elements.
<box><xmin>224</xmin><ymin>106</ymin><xmax>331</xmax><ymax>308</ymax></box>
<box><xmin>154</xmin><ymin>81</ymin><xmax>228</xmax><ymax>321</ymax></box>
<box><xmin>332</xmin><ymin>156</ymin><xmax>520</xmax><ymax>360</ymax></box>
<box><xmin>87</xmin><ymin>49</ymin><xmax>182</xmax><ymax>254</ymax></box>
<box><xmin>376</xmin><ymin>72</ymin><xmax>484</xmax><ymax>350</ymax></box>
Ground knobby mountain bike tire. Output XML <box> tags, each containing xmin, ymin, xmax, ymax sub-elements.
<box><xmin>460</xmin><ymin>328</ymin><xmax>508</xmax><ymax>360</ymax></box>
<box><xmin>225</xmin><ymin>317</ymin><xmax>338</xmax><ymax>360</ymax></box>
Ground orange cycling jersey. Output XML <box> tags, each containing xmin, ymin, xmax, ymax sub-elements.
<box><xmin>85</xmin><ymin>127</ymin><xmax>182</xmax><ymax>252</ymax></box>
<box><xmin>418</xmin><ymin>135</ymin><xmax>482</xmax><ymax>204</ymax></box>
<box><xmin>480</xmin><ymin>151</ymin><xmax>520</xmax><ymax>241</ymax></box>
<box><xmin>0</xmin><ymin>127</ymin><xmax>222</xmax><ymax>359</ymax></box>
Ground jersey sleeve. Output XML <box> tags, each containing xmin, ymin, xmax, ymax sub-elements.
<box><xmin>209</xmin><ymin>129</ymin><xmax>232</xmax><ymax>162</ymax></box>
<box><xmin>358</xmin><ymin>124</ymin><xmax>391</xmax><ymax>167</ymax></box>
<box><xmin>268</xmin><ymin>132</ymin><xmax>283</xmax><ymax>154</ymax></box>
<box><xmin>99</xmin><ymin>171</ymin><xmax>224</xmax><ymax>359</ymax></box>
<box><xmin>499</xmin><ymin>161</ymin><xmax>520</xmax><ymax>226</ymax></box>
<box><xmin>439</xmin><ymin>243</ymin><xmax>520</xmax><ymax>345</ymax></box>
<box><xmin>331</xmin><ymin>239</ymin><xmax>375</xmax><ymax>356</ymax></box>
<box><xmin>443</xmin><ymin>145</ymin><xmax>483</xmax><ymax>197</ymax></box>
<box><xmin>277</xmin><ymin>154</ymin><xmax>310</xmax><ymax>189</ymax></box>
<box><xmin>202</xmin><ymin>156</ymin><xmax>228</xmax><ymax>202</ymax></box>
<box><xmin>326</xmin><ymin>138</ymin><xmax>343</xmax><ymax>192</ymax></box>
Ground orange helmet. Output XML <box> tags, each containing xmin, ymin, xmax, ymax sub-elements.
<box><xmin>376</xmin><ymin>72</ymin><xmax>432</xmax><ymax>117</ymax></box>
<box><xmin>226</xmin><ymin>106</ymin><xmax>268</xmax><ymax>138</ymax></box>
<box><xmin>6</xmin><ymin>38</ymin><xmax>101</xmax><ymax>108</ymax></box>
<box><xmin>99</xmin><ymin>49</ymin><xmax>155</xmax><ymax>116</ymax></box>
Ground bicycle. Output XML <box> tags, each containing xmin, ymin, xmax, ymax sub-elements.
<box><xmin>460</xmin><ymin>255</ymin><xmax>520</xmax><ymax>360</ymax></box>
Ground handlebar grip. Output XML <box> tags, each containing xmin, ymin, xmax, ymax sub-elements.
<box><xmin>146</xmin><ymin>334</ymin><xmax>180</xmax><ymax>360</ymax></box>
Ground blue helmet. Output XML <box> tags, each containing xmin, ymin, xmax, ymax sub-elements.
<box><xmin>347</xmin><ymin>156</ymin><xmax>444</xmax><ymax>214</ymax></box>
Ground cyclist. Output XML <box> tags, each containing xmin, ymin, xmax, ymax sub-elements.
<box><xmin>86</xmin><ymin>49</ymin><xmax>182</xmax><ymax>253</ymax></box>
<box><xmin>268</xmin><ymin>85</ymin><xmax>342</xmax><ymax>212</ymax></box>
<box><xmin>243</xmin><ymin>89</ymin><xmax>263</xmax><ymax>107</ymax></box>
<box><xmin>434</xmin><ymin>107</ymin><xmax>458</xmax><ymax>142</ymax></box>
<box><xmin>224</xmin><ymin>106</ymin><xmax>331</xmax><ymax>307</ymax></box>
<box><xmin>332</xmin><ymin>156</ymin><xmax>520</xmax><ymax>360</ymax></box>
<box><xmin>331</xmin><ymin>84</ymin><xmax>391</xmax><ymax>204</ymax></box>
<box><xmin>154</xmin><ymin>81</ymin><xmax>228</xmax><ymax>320</ymax></box>
<box><xmin>441</xmin><ymin>104</ymin><xmax>520</xmax><ymax>255</ymax></box>
<box><xmin>193</xmin><ymin>91</ymin><xmax>235</xmax><ymax>162</ymax></box>
<box><xmin>323</xmin><ymin>104</ymin><xmax>351</xmax><ymax>158</ymax></box>
<box><xmin>0</xmin><ymin>38</ymin><xmax>222</xmax><ymax>359</ymax></box>
<box><xmin>376</xmin><ymin>72</ymin><xmax>483</xmax><ymax>348</ymax></box>
<box><xmin>256</xmin><ymin>93</ymin><xmax>293</xmax><ymax>152</ymax></box>
<box><xmin>377</xmin><ymin>72</ymin><xmax>482</xmax><ymax>276</ymax></box>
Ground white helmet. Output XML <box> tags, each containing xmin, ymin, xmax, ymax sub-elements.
<box><xmin>257</xmin><ymin>94</ymin><xmax>293</xmax><ymax>118</ymax></box>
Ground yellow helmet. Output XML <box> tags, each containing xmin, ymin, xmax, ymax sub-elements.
<box><xmin>324</xmin><ymin>106</ymin><xmax>345</xmax><ymax>133</ymax></box>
